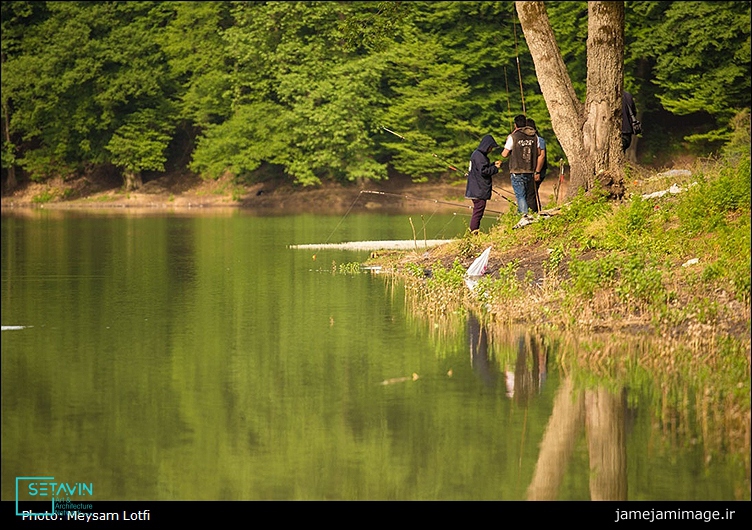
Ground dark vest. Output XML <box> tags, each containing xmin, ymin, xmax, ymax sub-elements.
<box><xmin>508</xmin><ymin>127</ymin><xmax>538</xmax><ymax>174</ymax></box>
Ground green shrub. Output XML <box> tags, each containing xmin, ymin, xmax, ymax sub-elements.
<box><xmin>677</xmin><ymin>157</ymin><xmax>751</xmax><ymax>234</ymax></box>
<box><xmin>568</xmin><ymin>255</ymin><xmax>619</xmax><ymax>296</ymax></box>
<box><xmin>405</xmin><ymin>262</ymin><xmax>425</xmax><ymax>278</ymax></box>
<box><xmin>474</xmin><ymin>260</ymin><xmax>520</xmax><ymax>303</ymax></box>
<box><xmin>615</xmin><ymin>255</ymin><xmax>665</xmax><ymax>306</ymax></box>
<box><xmin>622</xmin><ymin>195</ymin><xmax>654</xmax><ymax>235</ymax></box>
<box><xmin>543</xmin><ymin>244</ymin><xmax>566</xmax><ymax>278</ymax></box>
<box><xmin>32</xmin><ymin>190</ymin><xmax>54</xmax><ymax>203</ymax></box>
<box><xmin>701</xmin><ymin>262</ymin><xmax>724</xmax><ymax>282</ymax></box>
<box><xmin>426</xmin><ymin>258</ymin><xmax>466</xmax><ymax>290</ymax></box>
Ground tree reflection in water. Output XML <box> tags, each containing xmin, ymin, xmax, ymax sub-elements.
<box><xmin>525</xmin><ymin>377</ymin><xmax>628</xmax><ymax>500</ymax></box>
<box><xmin>466</xmin><ymin>312</ymin><xmax>628</xmax><ymax>500</ymax></box>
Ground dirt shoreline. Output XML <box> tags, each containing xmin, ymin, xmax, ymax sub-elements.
<box><xmin>1</xmin><ymin>171</ymin><xmax>565</xmax><ymax>216</ymax></box>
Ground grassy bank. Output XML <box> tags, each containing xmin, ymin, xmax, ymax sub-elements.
<box><xmin>367</xmin><ymin>155</ymin><xmax>751</xmax><ymax>350</ymax></box>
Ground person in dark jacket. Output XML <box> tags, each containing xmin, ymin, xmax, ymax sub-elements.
<box><xmin>465</xmin><ymin>134</ymin><xmax>501</xmax><ymax>232</ymax></box>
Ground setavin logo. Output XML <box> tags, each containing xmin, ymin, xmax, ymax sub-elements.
<box><xmin>15</xmin><ymin>476</ymin><xmax>94</xmax><ymax>517</ymax></box>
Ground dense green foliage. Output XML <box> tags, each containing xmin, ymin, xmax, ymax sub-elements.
<box><xmin>2</xmin><ymin>1</ymin><xmax>750</xmax><ymax>188</ymax></box>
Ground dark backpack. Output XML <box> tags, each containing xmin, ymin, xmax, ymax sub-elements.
<box><xmin>627</xmin><ymin>103</ymin><xmax>642</xmax><ymax>135</ymax></box>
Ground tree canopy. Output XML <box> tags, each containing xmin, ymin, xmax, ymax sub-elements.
<box><xmin>2</xmin><ymin>1</ymin><xmax>750</xmax><ymax>191</ymax></box>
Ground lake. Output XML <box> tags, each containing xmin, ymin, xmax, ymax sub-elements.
<box><xmin>1</xmin><ymin>209</ymin><xmax>748</xmax><ymax>501</ymax></box>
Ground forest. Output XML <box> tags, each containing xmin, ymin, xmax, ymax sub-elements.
<box><xmin>1</xmin><ymin>1</ymin><xmax>750</xmax><ymax>192</ymax></box>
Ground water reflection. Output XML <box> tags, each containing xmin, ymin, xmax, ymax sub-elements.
<box><xmin>3</xmin><ymin>211</ymin><xmax>748</xmax><ymax>501</ymax></box>
<box><xmin>505</xmin><ymin>332</ymin><xmax>549</xmax><ymax>403</ymax></box>
<box><xmin>467</xmin><ymin>312</ymin><xmax>495</xmax><ymax>387</ymax></box>
<box><xmin>467</xmin><ymin>313</ymin><xmax>550</xmax><ymax>401</ymax></box>
<box><xmin>526</xmin><ymin>377</ymin><xmax>628</xmax><ymax>500</ymax></box>
<box><xmin>466</xmin><ymin>315</ymin><xmax>628</xmax><ymax>500</ymax></box>
<box><xmin>414</xmin><ymin>301</ymin><xmax>747</xmax><ymax>500</ymax></box>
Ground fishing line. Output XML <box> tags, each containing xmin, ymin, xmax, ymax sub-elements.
<box><xmin>314</xmin><ymin>188</ymin><xmax>495</xmax><ymax>259</ymax></box>
<box><xmin>383</xmin><ymin>125</ymin><xmax>517</xmax><ymax>206</ymax></box>
<box><xmin>382</xmin><ymin>126</ymin><xmax>468</xmax><ymax>174</ymax></box>
<box><xmin>365</xmin><ymin>190</ymin><xmax>507</xmax><ymax>233</ymax></box>
<box><xmin>420</xmin><ymin>206</ymin><xmax>441</xmax><ymax>238</ymax></box>
<box><xmin>320</xmin><ymin>190</ymin><xmax>366</xmax><ymax>248</ymax></box>
<box><xmin>433</xmin><ymin>212</ymin><xmax>460</xmax><ymax>239</ymax></box>
<box><xmin>383</xmin><ymin>125</ymin><xmax>518</xmax><ymax>210</ymax></box>
<box><xmin>504</xmin><ymin>66</ymin><xmax>514</xmax><ymax>130</ymax></box>
<box><xmin>512</xmin><ymin>16</ymin><xmax>526</xmax><ymax>116</ymax></box>
<box><xmin>361</xmin><ymin>190</ymin><xmax>505</xmax><ymax>215</ymax></box>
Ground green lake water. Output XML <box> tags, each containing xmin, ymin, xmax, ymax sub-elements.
<box><xmin>1</xmin><ymin>209</ymin><xmax>748</xmax><ymax>501</ymax></box>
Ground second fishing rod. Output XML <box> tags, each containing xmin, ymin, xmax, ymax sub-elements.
<box><xmin>380</xmin><ymin>126</ymin><xmax>518</xmax><ymax>208</ymax></box>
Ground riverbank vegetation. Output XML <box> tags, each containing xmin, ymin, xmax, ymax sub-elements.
<box><xmin>367</xmin><ymin>144</ymin><xmax>750</xmax><ymax>367</ymax></box>
<box><xmin>366</xmin><ymin>148</ymin><xmax>750</xmax><ymax>479</ymax></box>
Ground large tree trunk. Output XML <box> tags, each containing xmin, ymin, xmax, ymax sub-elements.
<box><xmin>516</xmin><ymin>1</ymin><xmax>625</xmax><ymax>200</ymax></box>
<box><xmin>123</xmin><ymin>169</ymin><xmax>143</xmax><ymax>192</ymax></box>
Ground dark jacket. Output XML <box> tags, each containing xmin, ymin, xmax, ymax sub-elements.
<box><xmin>622</xmin><ymin>91</ymin><xmax>637</xmax><ymax>134</ymax></box>
<box><xmin>507</xmin><ymin>126</ymin><xmax>538</xmax><ymax>174</ymax></box>
<box><xmin>465</xmin><ymin>135</ymin><xmax>499</xmax><ymax>200</ymax></box>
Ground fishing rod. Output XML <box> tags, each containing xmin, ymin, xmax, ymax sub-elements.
<box><xmin>510</xmin><ymin>17</ymin><xmax>548</xmax><ymax>216</ymax></box>
<box><xmin>431</xmin><ymin>153</ymin><xmax>462</xmax><ymax>172</ymax></box>
<box><xmin>313</xmin><ymin>189</ymin><xmax>504</xmax><ymax>258</ymax></box>
<box><xmin>492</xmin><ymin>188</ymin><xmax>517</xmax><ymax>208</ymax></box>
<box><xmin>381</xmin><ymin>125</ymin><xmax>406</xmax><ymax>140</ymax></box>
<box><xmin>512</xmin><ymin>16</ymin><xmax>526</xmax><ymax>116</ymax></box>
<box><xmin>361</xmin><ymin>190</ymin><xmax>505</xmax><ymax>215</ymax></box>
<box><xmin>381</xmin><ymin>125</ymin><xmax>518</xmax><ymax>206</ymax></box>
<box><xmin>503</xmin><ymin>66</ymin><xmax>514</xmax><ymax>131</ymax></box>
<box><xmin>382</xmin><ymin>126</ymin><xmax>465</xmax><ymax>172</ymax></box>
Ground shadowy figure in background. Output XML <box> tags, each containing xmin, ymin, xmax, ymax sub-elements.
<box><xmin>465</xmin><ymin>135</ymin><xmax>502</xmax><ymax>232</ymax></box>
<box><xmin>622</xmin><ymin>91</ymin><xmax>641</xmax><ymax>152</ymax></box>
<box><xmin>525</xmin><ymin>118</ymin><xmax>548</xmax><ymax>213</ymax></box>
